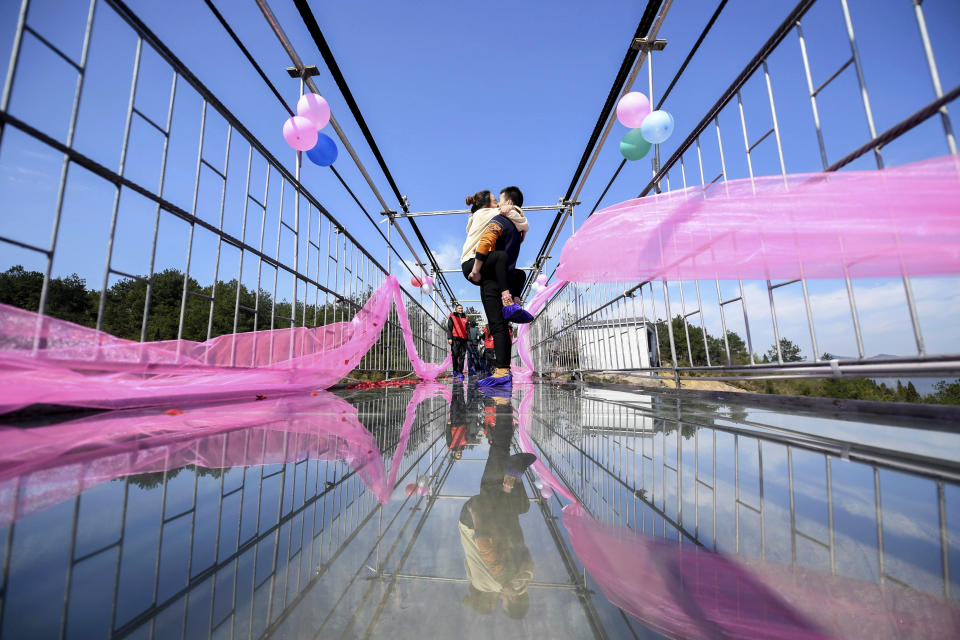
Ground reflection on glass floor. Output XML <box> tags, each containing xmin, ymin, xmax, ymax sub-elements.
<box><xmin>0</xmin><ymin>382</ymin><xmax>958</xmax><ymax>638</ymax></box>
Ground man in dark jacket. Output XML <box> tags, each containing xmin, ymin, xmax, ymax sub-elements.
<box><xmin>447</xmin><ymin>304</ymin><xmax>469</xmax><ymax>381</ymax></box>
<box><xmin>466</xmin><ymin>319</ymin><xmax>482</xmax><ymax>376</ymax></box>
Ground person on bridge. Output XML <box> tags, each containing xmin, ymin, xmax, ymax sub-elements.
<box><xmin>466</xmin><ymin>318</ymin><xmax>482</xmax><ymax>376</ymax></box>
<box><xmin>447</xmin><ymin>304</ymin><xmax>469</xmax><ymax>381</ymax></box>
<box><xmin>461</xmin><ymin>187</ymin><xmax>533</xmax><ymax>388</ymax></box>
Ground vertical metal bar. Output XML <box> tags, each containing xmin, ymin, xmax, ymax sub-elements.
<box><xmin>839</xmin><ymin>0</ymin><xmax>882</xmax><ymax>169</ymax></box>
<box><xmin>206</xmin><ymin>126</ymin><xmax>233</xmax><ymax>341</ymax></box>
<box><xmin>34</xmin><ymin>0</ymin><xmax>98</xmax><ymax>321</ymax></box>
<box><xmin>96</xmin><ymin>37</ymin><xmax>143</xmax><ymax>331</ymax></box>
<box><xmin>108</xmin><ymin>475</ymin><xmax>131</xmax><ymax>635</ymax></box>
<box><xmin>826</xmin><ymin>456</ymin><xmax>836</xmax><ymax>575</ymax></box>
<box><xmin>233</xmin><ymin>146</ymin><xmax>255</xmax><ymax>339</ymax></box>
<box><xmin>763</xmin><ymin>61</ymin><xmax>787</xmax><ymax>176</ymax></box>
<box><xmin>788</xmin><ymin>447</ymin><xmax>797</xmax><ymax>565</ymax></box>
<box><xmin>58</xmin><ymin>493</ymin><xmax>83</xmax><ymax>638</ymax></box>
<box><xmin>270</xmin><ymin>180</ymin><xmax>284</xmax><ymax>333</ymax></box>
<box><xmin>796</xmin><ymin>21</ymin><xmax>829</xmax><ymax>169</ymax></box>
<box><xmin>0</xmin><ymin>0</ymin><xmax>30</xmax><ymax>116</ymax></box>
<box><xmin>938</xmin><ymin>481</ymin><xmax>951</xmax><ymax>597</ymax></box>
<box><xmin>912</xmin><ymin>0</ymin><xmax>957</xmax><ymax>154</ymax></box>
<box><xmin>734</xmin><ymin>434</ymin><xmax>741</xmax><ymax>554</ymax></box>
<box><xmin>253</xmin><ymin>167</ymin><xmax>271</xmax><ymax>334</ymax></box>
<box><xmin>874</xmin><ymin>467</ymin><xmax>885</xmax><ymax>584</ymax></box>
<box><xmin>178</xmin><ymin>100</ymin><xmax>208</xmax><ymax>341</ymax></box>
<box><xmin>661</xmin><ymin>282</ymin><xmax>679</xmax><ymax>388</ymax></box>
<box><xmin>140</xmin><ymin>72</ymin><xmax>179</xmax><ymax>343</ymax></box>
<box><xmin>758</xmin><ymin>441</ymin><xmax>766</xmax><ymax>560</ymax></box>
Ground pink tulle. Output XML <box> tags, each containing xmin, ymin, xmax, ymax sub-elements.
<box><xmin>562</xmin><ymin>504</ymin><xmax>960</xmax><ymax>639</ymax></box>
<box><xmin>377</xmin><ymin>382</ymin><xmax>450</xmax><ymax>503</ymax></box>
<box><xmin>0</xmin><ymin>383</ymin><xmax>449</xmax><ymax>526</ymax></box>
<box><xmin>512</xmin><ymin>280</ymin><xmax>568</xmax><ymax>381</ymax></box>
<box><xmin>556</xmin><ymin>155</ymin><xmax>960</xmax><ymax>283</ymax></box>
<box><xmin>0</xmin><ymin>275</ymin><xmax>450</xmax><ymax>412</ymax></box>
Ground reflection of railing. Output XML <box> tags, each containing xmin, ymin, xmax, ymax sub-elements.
<box><xmin>529</xmin><ymin>0</ymin><xmax>960</xmax><ymax>385</ymax></box>
<box><xmin>529</xmin><ymin>384</ymin><xmax>957</xmax><ymax>598</ymax></box>
<box><xmin>0</xmin><ymin>391</ymin><xmax>448</xmax><ymax>638</ymax></box>
<box><xmin>0</xmin><ymin>0</ymin><xmax>445</xmax><ymax>375</ymax></box>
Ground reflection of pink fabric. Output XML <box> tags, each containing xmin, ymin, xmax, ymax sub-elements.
<box><xmin>378</xmin><ymin>383</ymin><xmax>450</xmax><ymax>503</ymax></box>
<box><xmin>0</xmin><ymin>383</ymin><xmax>448</xmax><ymax>525</ymax></box>
<box><xmin>0</xmin><ymin>276</ymin><xmax>450</xmax><ymax>412</ymax></box>
<box><xmin>515</xmin><ymin>387</ymin><xmax>576</xmax><ymax>503</ymax></box>
<box><xmin>556</xmin><ymin>155</ymin><xmax>960</xmax><ymax>283</ymax></box>
<box><xmin>515</xmin><ymin>387</ymin><xmax>960</xmax><ymax>638</ymax></box>
<box><xmin>564</xmin><ymin>506</ymin><xmax>960</xmax><ymax>639</ymax></box>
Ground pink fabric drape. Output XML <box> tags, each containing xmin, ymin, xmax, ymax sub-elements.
<box><xmin>512</xmin><ymin>280</ymin><xmax>568</xmax><ymax>381</ymax></box>
<box><xmin>556</xmin><ymin>155</ymin><xmax>960</xmax><ymax>284</ymax></box>
<box><xmin>0</xmin><ymin>275</ymin><xmax>450</xmax><ymax>412</ymax></box>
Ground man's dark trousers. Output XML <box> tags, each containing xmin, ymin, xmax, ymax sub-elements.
<box><xmin>451</xmin><ymin>337</ymin><xmax>467</xmax><ymax>375</ymax></box>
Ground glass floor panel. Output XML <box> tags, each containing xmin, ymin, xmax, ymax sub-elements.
<box><xmin>0</xmin><ymin>381</ymin><xmax>958</xmax><ymax>639</ymax></box>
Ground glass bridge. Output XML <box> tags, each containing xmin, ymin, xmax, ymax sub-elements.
<box><xmin>1</xmin><ymin>382</ymin><xmax>958</xmax><ymax>638</ymax></box>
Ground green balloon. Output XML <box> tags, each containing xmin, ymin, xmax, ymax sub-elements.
<box><xmin>620</xmin><ymin>128</ymin><xmax>651</xmax><ymax>161</ymax></box>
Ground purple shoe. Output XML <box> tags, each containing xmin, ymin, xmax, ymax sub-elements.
<box><xmin>478</xmin><ymin>372</ymin><xmax>512</xmax><ymax>388</ymax></box>
<box><xmin>502</xmin><ymin>303</ymin><xmax>534</xmax><ymax>324</ymax></box>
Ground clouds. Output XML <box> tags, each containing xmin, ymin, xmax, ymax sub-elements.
<box><xmin>432</xmin><ymin>240</ymin><xmax>462</xmax><ymax>272</ymax></box>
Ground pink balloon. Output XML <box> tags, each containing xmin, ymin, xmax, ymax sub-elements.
<box><xmin>616</xmin><ymin>92</ymin><xmax>651</xmax><ymax>128</ymax></box>
<box><xmin>535</xmin><ymin>275</ymin><xmax>548</xmax><ymax>288</ymax></box>
<box><xmin>282</xmin><ymin>116</ymin><xmax>318</xmax><ymax>151</ymax></box>
<box><xmin>297</xmin><ymin>93</ymin><xmax>330</xmax><ymax>130</ymax></box>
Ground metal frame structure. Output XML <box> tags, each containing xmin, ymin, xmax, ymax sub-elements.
<box><xmin>0</xmin><ymin>0</ymin><xmax>448</xmax><ymax>376</ymax></box>
<box><xmin>527</xmin><ymin>0</ymin><xmax>960</xmax><ymax>385</ymax></box>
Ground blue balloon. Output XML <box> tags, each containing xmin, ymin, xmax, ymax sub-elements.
<box><xmin>619</xmin><ymin>128</ymin><xmax>651</xmax><ymax>161</ymax></box>
<box><xmin>306</xmin><ymin>133</ymin><xmax>338</xmax><ymax>166</ymax></box>
<box><xmin>640</xmin><ymin>110</ymin><xmax>674</xmax><ymax>144</ymax></box>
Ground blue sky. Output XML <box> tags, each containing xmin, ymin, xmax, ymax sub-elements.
<box><xmin>0</xmin><ymin>0</ymin><xmax>958</xmax><ymax>359</ymax></box>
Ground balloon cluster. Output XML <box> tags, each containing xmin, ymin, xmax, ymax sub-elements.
<box><xmin>615</xmin><ymin>92</ymin><xmax>674</xmax><ymax>161</ymax></box>
<box><xmin>410</xmin><ymin>275</ymin><xmax>435</xmax><ymax>295</ymax></box>
<box><xmin>282</xmin><ymin>94</ymin><xmax>338</xmax><ymax>167</ymax></box>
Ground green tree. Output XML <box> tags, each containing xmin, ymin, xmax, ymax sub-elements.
<box><xmin>929</xmin><ymin>379</ymin><xmax>960</xmax><ymax>405</ymax></box>
<box><xmin>0</xmin><ymin>265</ymin><xmax>96</xmax><ymax>327</ymax></box>
<box><xmin>766</xmin><ymin>338</ymin><xmax>803</xmax><ymax>363</ymax></box>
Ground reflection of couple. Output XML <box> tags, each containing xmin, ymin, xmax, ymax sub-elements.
<box><xmin>460</xmin><ymin>186</ymin><xmax>533</xmax><ymax>388</ymax></box>
<box><xmin>458</xmin><ymin>392</ymin><xmax>537</xmax><ymax>618</ymax></box>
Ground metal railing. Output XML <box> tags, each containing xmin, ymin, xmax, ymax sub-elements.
<box><xmin>0</xmin><ymin>0</ymin><xmax>447</xmax><ymax>376</ymax></box>
<box><xmin>528</xmin><ymin>0</ymin><xmax>960</xmax><ymax>385</ymax></box>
